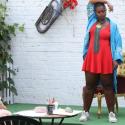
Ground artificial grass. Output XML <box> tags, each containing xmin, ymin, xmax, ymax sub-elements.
<box><xmin>7</xmin><ymin>103</ymin><xmax>125</xmax><ymax>125</ymax></box>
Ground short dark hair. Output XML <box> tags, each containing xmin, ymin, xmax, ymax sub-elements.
<box><xmin>94</xmin><ymin>2</ymin><xmax>106</xmax><ymax>12</ymax></box>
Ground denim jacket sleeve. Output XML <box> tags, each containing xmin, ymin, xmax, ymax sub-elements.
<box><xmin>87</xmin><ymin>2</ymin><xmax>96</xmax><ymax>20</ymax></box>
<box><xmin>83</xmin><ymin>3</ymin><xmax>96</xmax><ymax>59</ymax></box>
<box><xmin>114</xmin><ymin>25</ymin><xmax>123</xmax><ymax>64</ymax></box>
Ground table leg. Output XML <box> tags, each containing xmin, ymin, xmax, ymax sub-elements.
<box><xmin>58</xmin><ymin>118</ymin><xmax>64</xmax><ymax>125</ymax></box>
<box><xmin>39</xmin><ymin>118</ymin><xmax>43</xmax><ymax>125</ymax></box>
<box><xmin>51</xmin><ymin>118</ymin><xmax>54</xmax><ymax>125</ymax></box>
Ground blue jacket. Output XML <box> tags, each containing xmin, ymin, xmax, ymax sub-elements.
<box><xmin>83</xmin><ymin>3</ymin><xmax>123</xmax><ymax>92</ymax></box>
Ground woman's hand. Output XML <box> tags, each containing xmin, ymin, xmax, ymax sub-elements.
<box><xmin>113</xmin><ymin>60</ymin><xmax>119</xmax><ymax>69</ymax></box>
<box><xmin>107</xmin><ymin>1</ymin><xmax>113</xmax><ymax>12</ymax></box>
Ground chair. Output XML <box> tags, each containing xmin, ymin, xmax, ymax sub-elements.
<box><xmin>113</xmin><ymin>52</ymin><xmax>125</xmax><ymax>112</ymax></box>
<box><xmin>0</xmin><ymin>115</ymin><xmax>40</xmax><ymax>125</ymax></box>
<box><xmin>83</xmin><ymin>85</ymin><xmax>106</xmax><ymax>118</ymax></box>
<box><xmin>83</xmin><ymin>80</ymin><xmax>118</xmax><ymax>118</ymax></box>
<box><xmin>93</xmin><ymin>77</ymin><xmax>125</xmax><ymax>118</ymax></box>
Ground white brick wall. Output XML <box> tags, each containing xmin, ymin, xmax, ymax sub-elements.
<box><xmin>6</xmin><ymin>0</ymin><xmax>125</xmax><ymax>106</ymax></box>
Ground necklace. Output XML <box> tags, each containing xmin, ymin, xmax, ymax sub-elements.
<box><xmin>96</xmin><ymin>19</ymin><xmax>106</xmax><ymax>29</ymax></box>
<box><xmin>96</xmin><ymin>23</ymin><xmax>102</xmax><ymax>29</ymax></box>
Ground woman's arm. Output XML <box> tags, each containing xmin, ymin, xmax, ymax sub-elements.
<box><xmin>89</xmin><ymin>0</ymin><xmax>107</xmax><ymax>4</ymax></box>
<box><xmin>89</xmin><ymin>0</ymin><xmax>113</xmax><ymax>12</ymax></box>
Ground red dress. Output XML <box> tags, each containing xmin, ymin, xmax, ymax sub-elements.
<box><xmin>82</xmin><ymin>23</ymin><xmax>113</xmax><ymax>74</ymax></box>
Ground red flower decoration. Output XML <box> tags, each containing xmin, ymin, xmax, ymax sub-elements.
<box><xmin>63</xmin><ymin>2</ymin><xmax>70</xmax><ymax>9</ymax></box>
<box><xmin>63</xmin><ymin>0</ymin><xmax>78</xmax><ymax>10</ymax></box>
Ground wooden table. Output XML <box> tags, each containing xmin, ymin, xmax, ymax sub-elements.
<box><xmin>14</xmin><ymin>109</ymin><xmax>82</xmax><ymax>125</ymax></box>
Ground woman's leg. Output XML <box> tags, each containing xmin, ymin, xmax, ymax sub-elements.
<box><xmin>83</xmin><ymin>72</ymin><xmax>99</xmax><ymax>112</ymax></box>
<box><xmin>100</xmin><ymin>74</ymin><xmax>115</xmax><ymax>112</ymax></box>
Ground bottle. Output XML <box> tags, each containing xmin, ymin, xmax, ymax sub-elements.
<box><xmin>53</xmin><ymin>101</ymin><xmax>59</xmax><ymax>110</ymax></box>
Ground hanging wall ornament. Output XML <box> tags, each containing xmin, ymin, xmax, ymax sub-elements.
<box><xmin>35</xmin><ymin>0</ymin><xmax>78</xmax><ymax>33</ymax></box>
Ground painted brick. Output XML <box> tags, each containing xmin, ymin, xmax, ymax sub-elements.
<box><xmin>6</xmin><ymin>0</ymin><xmax>125</xmax><ymax>107</ymax></box>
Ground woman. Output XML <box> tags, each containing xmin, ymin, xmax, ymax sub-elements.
<box><xmin>0</xmin><ymin>97</ymin><xmax>11</xmax><ymax>117</ymax></box>
<box><xmin>80</xmin><ymin>0</ymin><xmax>123</xmax><ymax>123</ymax></box>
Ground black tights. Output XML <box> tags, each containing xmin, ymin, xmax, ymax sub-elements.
<box><xmin>83</xmin><ymin>72</ymin><xmax>115</xmax><ymax>112</ymax></box>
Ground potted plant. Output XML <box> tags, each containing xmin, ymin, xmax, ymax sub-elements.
<box><xmin>0</xmin><ymin>2</ymin><xmax>24</xmax><ymax>101</ymax></box>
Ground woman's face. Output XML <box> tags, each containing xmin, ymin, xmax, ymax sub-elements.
<box><xmin>95</xmin><ymin>6</ymin><xmax>106</xmax><ymax>21</ymax></box>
